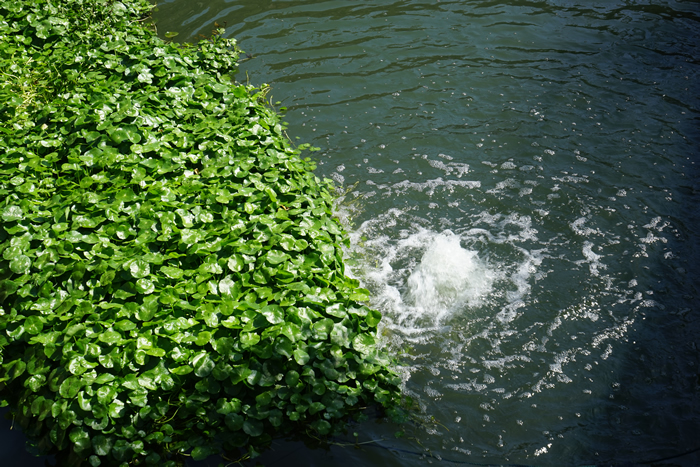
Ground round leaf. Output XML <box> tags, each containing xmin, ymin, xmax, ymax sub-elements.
<box><xmin>23</xmin><ymin>315</ymin><xmax>44</xmax><ymax>335</ymax></box>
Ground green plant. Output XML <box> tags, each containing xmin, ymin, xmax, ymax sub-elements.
<box><xmin>0</xmin><ymin>0</ymin><xmax>403</xmax><ymax>465</ymax></box>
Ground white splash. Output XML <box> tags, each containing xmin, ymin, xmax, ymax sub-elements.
<box><xmin>406</xmin><ymin>231</ymin><xmax>493</xmax><ymax>324</ymax></box>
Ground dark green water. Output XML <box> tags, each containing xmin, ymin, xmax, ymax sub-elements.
<box><xmin>151</xmin><ymin>1</ymin><xmax>700</xmax><ymax>466</ymax></box>
<box><xmin>4</xmin><ymin>1</ymin><xmax>698</xmax><ymax>466</ymax></box>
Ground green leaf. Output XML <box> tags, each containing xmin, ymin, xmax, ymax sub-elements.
<box><xmin>330</xmin><ymin>323</ymin><xmax>350</xmax><ymax>347</ymax></box>
<box><xmin>136</xmin><ymin>278</ymin><xmax>155</xmax><ymax>294</ymax></box>
<box><xmin>192</xmin><ymin>353</ymin><xmax>215</xmax><ymax>377</ymax></box>
<box><xmin>2</xmin><ymin>205</ymin><xmax>24</xmax><ymax>222</ymax></box>
<box><xmin>10</xmin><ymin>255</ymin><xmax>31</xmax><ymax>274</ymax></box>
<box><xmin>312</xmin><ymin>318</ymin><xmax>334</xmax><ymax>340</ymax></box>
<box><xmin>274</xmin><ymin>337</ymin><xmax>293</xmax><ymax>358</ymax></box>
<box><xmin>240</xmin><ymin>333</ymin><xmax>260</xmax><ymax>349</ymax></box>
<box><xmin>115</xmin><ymin>319</ymin><xmax>137</xmax><ymax>331</ymax></box>
<box><xmin>243</xmin><ymin>419</ymin><xmax>264</xmax><ymax>437</ymax></box>
<box><xmin>261</xmin><ymin>305</ymin><xmax>284</xmax><ymax>324</ymax></box>
<box><xmin>195</xmin><ymin>331</ymin><xmax>212</xmax><ymax>346</ymax></box>
<box><xmin>225</xmin><ymin>413</ymin><xmax>244</xmax><ymax>431</ymax></box>
<box><xmin>266</xmin><ymin>249</ymin><xmax>289</xmax><ymax>265</ymax></box>
<box><xmin>312</xmin><ymin>419</ymin><xmax>331</xmax><ymax>435</ymax></box>
<box><xmin>92</xmin><ymin>435</ymin><xmax>113</xmax><ymax>456</ymax></box>
<box><xmin>285</xmin><ymin>370</ymin><xmax>299</xmax><ymax>386</ymax></box>
<box><xmin>227</xmin><ymin>255</ymin><xmax>245</xmax><ymax>272</ymax></box>
<box><xmin>98</xmin><ymin>330</ymin><xmax>122</xmax><ymax>345</ymax></box>
<box><xmin>191</xmin><ymin>445</ymin><xmax>217</xmax><ymax>461</ymax></box>
<box><xmin>293</xmin><ymin>348</ymin><xmax>310</xmax><ymax>365</ymax></box>
<box><xmin>218</xmin><ymin>277</ymin><xmax>240</xmax><ymax>297</ymax></box>
<box><xmin>160</xmin><ymin>266</ymin><xmax>184</xmax><ymax>279</ymax></box>
<box><xmin>23</xmin><ymin>315</ymin><xmax>44</xmax><ymax>335</ymax></box>
<box><xmin>280</xmin><ymin>322</ymin><xmax>301</xmax><ymax>343</ymax></box>
<box><xmin>129</xmin><ymin>259</ymin><xmax>150</xmax><ymax>278</ymax></box>
<box><xmin>108</xmin><ymin>125</ymin><xmax>141</xmax><ymax>144</ymax></box>
<box><xmin>67</xmin><ymin>356</ymin><xmax>93</xmax><ymax>376</ymax></box>
<box><xmin>170</xmin><ymin>365</ymin><xmax>193</xmax><ymax>376</ymax></box>
<box><xmin>69</xmin><ymin>426</ymin><xmax>92</xmax><ymax>454</ymax></box>
<box><xmin>59</xmin><ymin>376</ymin><xmax>81</xmax><ymax>399</ymax></box>
<box><xmin>353</xmin><ymin>334</ymin><xmax>376</xmax><ymax>355</ymax></box>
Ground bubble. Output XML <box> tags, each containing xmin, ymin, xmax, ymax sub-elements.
<box><xmin>406</xmin><ymin>231</ymin><xmax>494</xmax><ymax>324</ymax></box>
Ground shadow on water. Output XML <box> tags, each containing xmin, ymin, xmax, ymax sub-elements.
<box><xmin>0</xmin><ymin>407</ymin><xmax>54</xmax><ymax>466</ymax></box>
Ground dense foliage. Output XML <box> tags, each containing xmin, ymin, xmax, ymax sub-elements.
<box><xmin>0</xmin><ymin>0</ymin><xmax>402</xmax><ymax>464</ymax></box>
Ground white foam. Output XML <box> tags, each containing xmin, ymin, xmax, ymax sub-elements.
<box><xmin>406</xmin><ymin>231</ymin><xmax>494</xmax><ymax>324</ymax></box>
<box><xmin>345</xmin><ymin>209</ymin><xmax>541</xmax><ymax>335</ymax></box>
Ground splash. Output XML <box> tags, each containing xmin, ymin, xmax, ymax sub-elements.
<box><xmin>406</xmin><ymin>231</ymin><xmax>493</xmax><ymax>323</ymax></box>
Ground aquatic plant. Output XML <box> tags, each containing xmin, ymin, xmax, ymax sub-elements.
<box><xmin>0</xmin><ymin>0</ymin><xmax>402</xmax><ymax>464</ymax></box>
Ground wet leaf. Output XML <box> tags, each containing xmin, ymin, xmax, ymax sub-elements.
<box><xmin>10</xmin><ymin>255</ymin><xmax>31</xmax><ymax>274</ymax></box>
<box><xmin>261</xmin><ymin>305</ymin><xmax>284</xmax><ymax>324</ymax></box>
<box><xmin>160</xmin><ymin>266</ymin><xmax>184</xmax><ymax>279</ymax></box>
<box><xmin>129</xmin><ymin>259</ymin><xmax>150</xmax><ymax>278</ymax></box>
<box><xmin>59</xmin><ymin>376</ymin><xmax>81</xmax><ymax>399</ymax></box>
<box><xmin>23</xmin><ymin>315</ymin><xmax>44</xmax><ymax>335</ymax></box>
<box><xmin>2</xmin><ymin>205</ymin><xmax>24</xmax><ymax>222</ymax></box>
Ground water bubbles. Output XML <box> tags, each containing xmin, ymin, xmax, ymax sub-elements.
<box><xmin>406</xmin><ymin>231</ymin><xmax>493</xmax><ymax>323</ymax></box>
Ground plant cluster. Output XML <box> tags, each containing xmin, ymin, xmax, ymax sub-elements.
<box><xmin>0</xmin><ymin>0</ymin><xmax>402</xmax><ymax>465</ymax></box>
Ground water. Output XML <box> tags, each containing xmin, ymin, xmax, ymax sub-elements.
<box><xmin>151</xmin><ymin>1</ymin><xmax>700</xmax><ymax>465</ymax></box>
<box><xmin>5</xmin><ymin>1</ymin><xmax>699</xmax><ymax>466</ymax></box>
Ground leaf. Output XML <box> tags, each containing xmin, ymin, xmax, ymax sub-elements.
<box><xmin>136</xmin><ymin>278</ymin><xmax>155</xmax><ymax>294</ymax></box>
<box><xmin>192</xmin><ymin>353</ymin><xmax>215</xmax><ymax>377</ymax></box>
<box><xmin>115</xmin><ymin>319</ymin><xmax>137</xmax><ymax>331</ymax></box>
<box><xmin>67</xmin><ymin>356</ymin><xmax>93</xmax><ymax>376</ymax></box>
<box><xmin>227</xmin><ymin>255</ymin><xmax>245</xmax><ymax>272</ymax></box>
<box><xmin>129</xmin><ymin>259</ymin><xmax>150</xmax><ymax>278</ymax></box>
<box><xmin>285</xmin><ymin>370</ymin><xmax>299</xmax><ymax>386</ymax></box>
<box><xmin>326</xmin><ymin>303</ymin><xmax>347</xmax><ymax>319</ymax></box>
<box><xmin>59</xmin><ymin>376</ymin><xmax>81</xmax><ymax>399</ymax></box>
<box><xmin>2</xmin><ymin>205</ymin><xmax>23</xmax><ymax>222</ymax></box>
<box><xmin>261</xmin><ymin>305</ymin><xmax>284</xmax><ymax>324</ymax></box>
<box><xmin>160</xmin><ymin>266</ymin><xmax>184</xmax><ymax>279</ymax></box>
<box><xmin>243</xmin><ymin>419</ymin><xmax>264</xmax><ymax>437</ymax></box>
<box><xmin>170</xmin><ymin>365</ymin><xmax>193</xmax><ymax>376</ymax></box>
<box><xmin>69</xmin><ymin>427</ymin><xmax>91</xmax><ymax>454</ymax></box>
<box><xmin>280</xmin><ymin>322</ymin><xmax>301</xmax><ymax>343</ymax></box>
<box><xmin>195</xmin><ymin>331</ymin><xmax>212</xmax><ymax>346</ymax></box>
<box><xmin>266</xmin><ymin>249</ymin><xmax>289</xmax><ymax>265</ymax></box>
<box><xmin>10</xmin><ymin>255</ymin><xmax>31</xmax><ymax>274</ymax></box>
<box><xmin>274</xmin><ymin>337</ymin><xmax>293</xmax><ymax>358</ymax></box>
<box><xmin>218</xmin><ymin>277</ymin><xmax>240</xmax><ymax>298</ymax></box>
<box><xmin>23</xmin><ymin>315</ymin><xmax>44</xmax><ymax>335</ymax></box>
<box><xmin>92</xmin><ymin>435</ymin><xmax>113</xmax><ymax>456</ymax></box>
<box><xmin>293</xmin><ymin>348</ymin><xmax>310</xmax><ymax>365</ymax></box>
<box><xmin>108</xmin><ymin>125</ymin><xmax>141</xmax><ymax>144</ymax></box>
<box><xmin>312</xmin><ymin>420</ymin><xmax>331</xmax><ymax>435</ymax></box>
<box><xmin>240</xmin><ymin>333</ymin><xmax>260</xmax><ymax>349</ymax></box>
<box><xmin>225</xmin><ymin>413</ymin><xmax>244</xmax><ymax>431</ymax></box>
<box><xmin>191</xmin><ymin>445</ymin><xmax>217</xmax><ymax>461</ymax></box>
<box><xmin>353</xmin><ymin>334</ymin><xmax>376</xmax><ymax>355</ymax></box>
<box><xmin>312</xmin><ymin>318</ymin><xmax>334</xmax><ymax>340</ymax></box>
<box><xmin>98</xmin><ymin>330</ymin><xmax>122</xmax><ymax>345</ymax></box>
<box><xmin>330</xmin><ymin>323</ymin><xmax>351</xmax><ymax>347</ymax></box>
